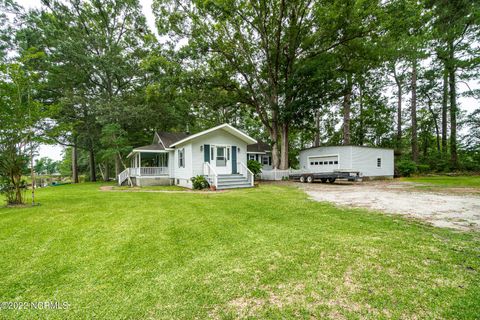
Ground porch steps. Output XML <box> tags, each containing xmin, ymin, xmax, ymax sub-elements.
<box><xmin>216</xmin><ymin>174</ymin><xmax>252</xmax><ymax>190</ymax></box>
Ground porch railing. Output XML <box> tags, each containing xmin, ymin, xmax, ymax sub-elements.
<box><xmin>138</xmin><ymin>167</ymin><xmax>169</xmax><ymax>176</ymax></box>
<box><xmin>238</xmin><ymin>161</ymin><xmax>254</xmax><ymax>186</ymax></box>
<box><xmin>203</xmin><ymin>162</ymin><xmax>218</xmax><ymax>187</ymax></box>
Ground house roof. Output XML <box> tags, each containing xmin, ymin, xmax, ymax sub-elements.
<box><xmin>247</xmin><ymin>141</ymin><xmax>271</xmax><ymax>153</ymax></box>
<box><xmin>156</xmin><ymin>131</ymin><xmax>190</xmax><ymax>149</ymax></box>
<box><xmin>169</xmin><ymin>123</ymin><xmax>257</xmax><ymax>147</ymax></box>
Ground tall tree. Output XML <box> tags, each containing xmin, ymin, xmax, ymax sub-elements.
<box><xmin>429</xmin><ymin>0</ymin><xmax>480</xmax><ymax>168</ymax></box>
<box><xmin>154</xmin><ymin>0</ymin><xmax>383</xmax><ymax>169</ymax></box>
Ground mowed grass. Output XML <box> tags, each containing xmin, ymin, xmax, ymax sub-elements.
<box><xmin>0</xmin><ymin>183</ymin><xmax>479</xmax><ymax>319</ymax></box>
<box><xmin>401</xmin><ymin>175</ymin><xmax>480</xmax><ymax>188</ymax></box>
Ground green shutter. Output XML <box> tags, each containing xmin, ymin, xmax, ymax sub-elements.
<box><xmin>232</xmin><ymin>146</ymin><xmax>237</xmax><ymax>173</ymax></box>
<box><xmin>204</xmin><ymin>144</ymin><xmax>210</xmax><ymax>163</ymax></box>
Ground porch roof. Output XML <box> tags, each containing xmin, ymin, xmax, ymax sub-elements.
<box><xmin>129</xmin><ymin>144</ymin><xmax>169</xmax><ymax>157</ymax></box>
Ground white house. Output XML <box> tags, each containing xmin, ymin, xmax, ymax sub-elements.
<box><xmin>247</xmin><ymin>141</ymin><xmax>273</xmax><ymax>170</ymax></box>
<box><xmin>118</xmin><ymin>124</ymin><xmax>257</xmax><ymax>189</ymax></box>
<box><xmin>298</xmin><ymin>145</ymin><xmax>394</xmax><ymax>178</ymax></box>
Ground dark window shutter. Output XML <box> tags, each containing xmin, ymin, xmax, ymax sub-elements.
<box><xmin>204</xmin><ymin>144</ymin><xmax>210</xmax><ymax>163</ymax></box>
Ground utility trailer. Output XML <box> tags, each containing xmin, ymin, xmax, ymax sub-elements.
<box><xmin>289</xmin><ymin>170</ymin><xmax>361</xmax><ymax>184</ymax></box>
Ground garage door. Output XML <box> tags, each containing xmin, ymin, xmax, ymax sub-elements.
<box><xmin>308</xmin><ymin>155</ymin><xmax>339</xmax><ymax>172</ymax></box>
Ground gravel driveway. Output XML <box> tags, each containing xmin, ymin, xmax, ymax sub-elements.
<box><xmin>300</xmin><ymin>180</ymin><xmax>480</xmax><ymax>231</ymax></box>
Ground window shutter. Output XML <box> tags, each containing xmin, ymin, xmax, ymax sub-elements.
<box><xmin>204</xmin><ymin>144</ymin><xmax>210</xmax><ymax>163</ymax></box>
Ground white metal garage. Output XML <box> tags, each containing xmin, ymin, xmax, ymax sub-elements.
<box><xmin>299</xmin><ymin>146</ymin><xmax>394</xmax><ymax>178</ymax></box>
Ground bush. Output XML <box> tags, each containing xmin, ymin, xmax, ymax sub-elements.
<box><xmin>247</xmin><ymin>160</ymin><xmax>262</xmax><ymax>179</ymax></box>
<box><xmin>190</xmin><ymin>175</ymin><xmax>209</xmax><ymax>190</ymax></box>
<box><xmin>396</xmin><ymin>160</ymin><xmax>417</xmax><ymax>177</ymax></box>
<box><xmin>416</xmin><ymin>164</ymin><xmax>430</xmax><ymax>174</ymax></box>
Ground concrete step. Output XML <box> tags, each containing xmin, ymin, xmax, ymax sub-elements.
<box><xmin>218</xmin><ymin>180</ymin><xmax>250</xmax><ymax>187</ymax></box>
<box><xmin>217</xmin><ymin>177</ymin><xmax>248</xmax><ymax>183</ymax></box>
<box><xmin>217</xmin><ymin>184</ymin><xmax>252</xmax><ymax>190</ymax></box>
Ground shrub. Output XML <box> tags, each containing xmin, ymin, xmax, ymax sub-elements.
<box><xmin>247</xmin><ymin>160</ymin><xmax>262</xmax><ymax>179</ymax></box>
<box><xmin>396</xmin><ymin>160</ymin><xmax>417</xmax><ymax>177</ymax></box>
<box><xmin>416</xmin><ymin>164</ymin><xmax>430</xmax><ymax>174</ymax></box>
<box><xmin>190</xmin><ymin>175</ymin><xmax>209</xmax><ymax>190</ymax></box>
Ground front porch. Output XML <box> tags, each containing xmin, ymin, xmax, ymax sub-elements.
<box><xmin>118</xmin><ymin>149</ymin><xmax>170</xmax><ymax>186</ymax></box>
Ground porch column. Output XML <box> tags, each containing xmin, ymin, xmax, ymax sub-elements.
<box><xmin>138</xmin><ymin>153</ymin><xmax>141</xmax><ymax>176</ymax></box>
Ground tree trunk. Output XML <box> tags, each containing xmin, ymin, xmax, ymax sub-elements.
<box><xmin>104</xmin><ymin>161</ymin><xmax>110</xmax><ymax>182</ymax></box>
<box><xmin>411</xmin><ymin>62</ymin><xmax>418</xmax><ymax>163</ymax></box>
<box><xmin>448</xmin><ymin>45</ymin><xmax>458</xmax><ymax>168</ymax></box>
<box><xmin>115</xmin><ymin>154</ymin><xmax>121</xmax><ymax>177</ymax></box>
<box><xmin>269</xmin><ymin>125</ymin><xmax>280</xmax><ymax>169</ymax></box>
<box><xmin>314</xmin><ymin>110</ymin><xmax>320</xmax><ymax>147</ymax></box>
<box><xmin>72</xmin><ymin>138</ymin><xmax>79</xmax><ymax>184</ymax></box>
<box><xmin>441</xmin><ymin>67</ymin><xmax>448</xmax><ymax>152</ymax></box>
<box><xmin>279</xmin><ymin>123</ymin><xmax>289</xmax><ymax>170</ymax></box>
<box><xmin>358</xmin><ymin>83</ymin><xmax>364</xmax><ymax>145</ymax></box>
<box><xmin>342</xmin><ymin>76</ymin><xmax>352</xmax><ymax>145</ymax></box>
<box><xmin>394</xmin><ymin>68</ymin><xmax>402</xmax><ymax>152</ymax></box>
<box><xmin>427</xmin><ymin>98</ymin><xmax>441</xmax><ymax>152</ymax></box>
<box><xmin>89</xmin><ymin>147</ymin><xmax>97</xmax><ymax>182</ymax></box>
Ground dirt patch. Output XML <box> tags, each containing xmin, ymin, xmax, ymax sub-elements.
<box><xmin>98</xmin><ymin>185</ymin><xmax>226</xmax><ymax>193</ymax></box>
<box><xmin>300</xmin><ymin>180</ymin><xmax>480</xmax><ymax>232</ymax></box>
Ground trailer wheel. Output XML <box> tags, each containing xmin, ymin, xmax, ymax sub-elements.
<box><xmin>299</xmin><ymin>176</ymin><xmax>306</xmax><ymax>183</ymax></box>
<box><xmin>320</xmin><ymin>178</ymin><xmax>327</xmax><ymax>183</ymax></box>
<box><xmin>306</xmin><ymin>175</ymin><xmax>314</xmax><ymax>183</ymax></box>
<box><xmin>328</xmin><ymin>178</ymin><xmax>336</xmax><ymax>183</ymax></box>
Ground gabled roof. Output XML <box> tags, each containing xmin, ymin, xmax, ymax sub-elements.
<box><xmin>156</xmin><ymin>132</ymin><xmax>190</xmax><ymax>149</ymax></box>
<box><xmin>247</xmin><ymin>141</ymin><xmax>271</xmax><ymax>153</ymax></box>
<box><xmin>169</xmin><ymin>123</ymin><xmax>257</xmax><ymax>147</ymax></box>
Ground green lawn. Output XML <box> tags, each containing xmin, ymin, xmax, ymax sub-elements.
<box><xmin>400</xmin><ymin>175</ymin><xmax>480</xmax><ymax>188</ymax></box>
<box><xmin>0</xmin><ymin>183</ymin><xmax>479</xmax><ymax>319</ymax></box>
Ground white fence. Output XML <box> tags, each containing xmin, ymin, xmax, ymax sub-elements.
<box><xmin>259</xmin><ymin>168</ymin><xmax>292</xmax><ymax>181</ymax></box>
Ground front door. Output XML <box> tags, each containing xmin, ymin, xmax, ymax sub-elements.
<box><xmin>212</xmin><ymin>145</ymin><xmax>230</xmax><ymax>174</ymax></box>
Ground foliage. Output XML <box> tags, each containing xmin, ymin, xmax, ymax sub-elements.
<box><xmin>396</xmin><ymin>160</ymin><xmax>417</xmax><ymax>177</ymax></box>
<box><xmin>190</xmin><ymin>175</ymin><xmax>209</xmax><ymax>190</ymax></box>
<box><xmin>247</xmin><ymin>160</ymin><xmax>262</xmax><ymax>179</ymax></box>
<box><xmin>34</xmin><ymin>157</ymin><xmax>59</xmax><ymax>175</ymax></box>
<box><xmin>0</xmin><ymin>61</ymin><xmax>43</xmax><ymax>204</ymax></box>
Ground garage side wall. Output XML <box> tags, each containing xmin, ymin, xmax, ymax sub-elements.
<box><xmin>350</xmin><ymin>147</ymin><xmax>394</xmax><ymax>177</ymax></box>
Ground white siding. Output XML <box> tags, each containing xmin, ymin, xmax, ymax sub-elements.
<box><xmin>191</xmin><ymin>129</ymin><xmax>248</xmax><ymax>176</ymax></box>
<box><xmin>172</xmin><ymin>143</ymin><xmax>193</xmax><ymax>188</ymax></box>
<box><xmin>299</xmin><ymin>146</ymin><xmax>394</xmax><ymax>177</ymax></box>
<box><xmin>350</xmin><ymin>146</ymin><xmax>394</xmax><ymax>177</ymax></box>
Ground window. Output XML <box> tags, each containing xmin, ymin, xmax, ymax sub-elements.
<box><xmin>319</xmin><ymin>161</ymin><xmax>323</xmax><ymax>165</ymax></box>
<box><xmin>334</xmin><ymin>160</ymin><xmax>338</xmax><ymax>164</ymax></box>
<box><xmin>328</xmin><ymin>161</ymin><xmax>333</xmax><ymax>165</ymax></box>
<box><xmin>377</xmin><ymin>158</ymin><xmax>382</xmax><ymax>168</ymax></box>
<box><xmin>249</xmin><ymin>154</ymin><xmax>256</xmax><ymax>161</ymax></box>
<box><xmin>310</xmin><ymin>161</ymin><xmax>314</xmax><ymax>165</ymax></box>
<box><xmin>262</xmin><ymin>156</ymin><xmax>269</xmax><ymax>165</ymax></box>
<box><xmin>178</xmin><ymin>148</ymin><xmax>184</xmax><ymax>168</ymax></box>
<box><xmin>216</xmin><ymin>147</ymin><xmax>226</xmax><ymax>167</ymax></box>
<box><xmin>227</xmin><ymin>147</ymin><xmax>230</xmax><ymax>160</ymax></box>
<box><xmin>314</xmin><ymin>161</ymin><xmax>318</xmax><ymax>165</ymax></box>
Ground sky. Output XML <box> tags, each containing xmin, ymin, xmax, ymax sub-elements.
<box><xmin>13</xmin><ymin>0</ymin><xmax>480</xmax><ymax>161</ymax></box>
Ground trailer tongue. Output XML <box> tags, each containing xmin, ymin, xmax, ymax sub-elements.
<box><xmin>289</xmin><ymin>170</ymin><xmax>361</xmax><ymax>183</ymax></box>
